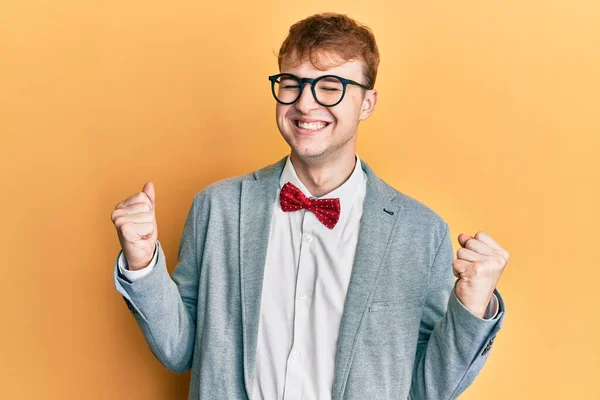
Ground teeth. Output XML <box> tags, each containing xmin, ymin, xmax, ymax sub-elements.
<box><xmin>298</xmin><ymin>121</ymin><xmax>327</xmax><ymax>131</ymax></box>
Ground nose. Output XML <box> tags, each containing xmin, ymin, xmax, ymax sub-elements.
<box><xmin>294</xmin><ymin>83</ymin><xmax>320</xmax><ymax>113</ymax></box>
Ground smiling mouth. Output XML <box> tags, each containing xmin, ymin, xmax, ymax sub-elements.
<box><xmin>294</xmin><ymin>120</ymin><xmax>331</xmax><ymax>131</ymax></box>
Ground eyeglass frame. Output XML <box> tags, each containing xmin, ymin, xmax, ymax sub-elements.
<box><xmin>268</xmin><ymin>73</ymin><xmax>372</xmax><ymax>108</ymax></box>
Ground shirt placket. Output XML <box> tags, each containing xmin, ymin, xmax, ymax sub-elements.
<box><xmin>282</xmin><ymin>205</ymin><xmax>318</xmax><ymax>400</ymax></box>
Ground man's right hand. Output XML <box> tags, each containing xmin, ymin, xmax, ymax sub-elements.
<box><xmin>111</xmin><ymin>182</ymin><xmax>158</xmax><ymax>271</ymax></box>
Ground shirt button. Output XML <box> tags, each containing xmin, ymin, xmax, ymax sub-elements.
<box><xmin>304</xmin><ymin>234</ymin><xmax>313</xmax><ymax>243</ymax></box>
<box><xmin>299</xmin><ymin>292</ymin><xmax>307</xmax><ymax>300</ymax></box>
<box><xmin>292</xmin><ymin>351</ymin><xmax>299</xmax><ymax>359</ymax></box>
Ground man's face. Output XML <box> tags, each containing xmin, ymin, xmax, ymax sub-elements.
<box><xmin>275</xmin><ymin>57</ymin><xmax>377</xmax><ymax>163</ymax></box>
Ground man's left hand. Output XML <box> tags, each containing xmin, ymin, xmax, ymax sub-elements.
<box><xmin>452</xmin><ymin>231</ymin><xmax>510</xmax><ymax>318</ymax></box>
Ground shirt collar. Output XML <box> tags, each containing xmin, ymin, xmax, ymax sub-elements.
<box><xmin>279</xmin><ymin>153</ymin><xmax>365</xmax><ymax>220</ymax></box>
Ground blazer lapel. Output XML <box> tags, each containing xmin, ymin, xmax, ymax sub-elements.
<box><xmin>239</xmin><ymin>157</ymin><xmax>286</xmax><ymax>398</ymax></box>
<box><xmin>332</xmin><ymin>160</ymin><xmax>404</xmax><ymax>399</ymax></box>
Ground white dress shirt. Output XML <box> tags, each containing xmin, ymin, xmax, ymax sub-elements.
<box><xmin>118</xmin><ymin>154</ymin><xmax>499</xmax><ymax>399</ymax></box>
<box><xmin>251</xmin><ymin>154</ymin><xmax>368</xmax><ymax>400</ymax></box>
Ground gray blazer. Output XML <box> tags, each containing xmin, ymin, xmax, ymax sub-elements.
<box><xmin>114</xmin><ymin>156</ymin><xmax>505</xmax><ymax>399</ymax></box>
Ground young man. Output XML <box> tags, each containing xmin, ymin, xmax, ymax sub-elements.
<box><xmin>111</xmin><ymin>13</ymin><xmax>509</xmax><ymax>399</ymax></box>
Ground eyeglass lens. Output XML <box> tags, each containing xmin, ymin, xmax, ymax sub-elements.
<box><xmin>273</xmin><ymin>74</ymin><xmax>345</xmax><ymax>106</ymax></box>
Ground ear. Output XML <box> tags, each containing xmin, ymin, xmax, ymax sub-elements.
<box><xmin>358</xmin><ymin>88</ymin><xmax>378</xmax><ymax>121</ymax></box>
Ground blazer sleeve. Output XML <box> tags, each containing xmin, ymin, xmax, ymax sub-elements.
<box><xmin>408</xmin><ymin>222</ymin><xmax>506</xmax><ymax>399</ymax></box>
<box><xmin>113</xmin><ymin>195</ymin><xmax>201</xmax><ymax>373</ymax></box>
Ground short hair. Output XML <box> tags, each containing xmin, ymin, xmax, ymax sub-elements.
<box><xmin>277</xmin><ymin>13</ymin><xmax>380</xmax><ymax>89</ymax></box>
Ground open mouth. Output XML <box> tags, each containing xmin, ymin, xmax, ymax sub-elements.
<box><xmin>294</xmin><ymin>120</ymin><xmax>331</xmax><ymax>132</ymax></box>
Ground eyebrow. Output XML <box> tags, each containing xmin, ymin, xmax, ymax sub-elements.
<box><xmin>281</xmin><ymin>74</ymin><xmax>349</xmax><ymax>83</ymax></box>
<box><xmin>319</xmin><ymin>77</ymin><xmax>342</xmax><ymax>83</ymax></box>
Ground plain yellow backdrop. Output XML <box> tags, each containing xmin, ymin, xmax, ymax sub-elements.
<box><xmin>1</xmin><ymin>0</ymin><xmax>599</xmax><ymax>399</ymax></box>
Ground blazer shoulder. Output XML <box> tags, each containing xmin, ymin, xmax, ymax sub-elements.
<box><xmin>362</xmin><ymin>160</ymin><xmax>447</xmax><ymax>231</ymax></box>
<box><xmin>380</xmin><ymin>178</ymin><xmax>448</xmax><ymax>231</ymax></box>
<box><xmin>195</xmin><ymin>172</ymin><xmax>251</xmax><ymax>200</ymax></box>
<box><xmin>388</xmin><ymin>185</ymin><xmax>450</xmax><ymax>252</ymax></box>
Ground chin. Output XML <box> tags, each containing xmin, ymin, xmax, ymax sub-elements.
<box><xmin>290</xmin><ymin>145</ymin><xmax>331</xmax><ymax>161</ymax></box>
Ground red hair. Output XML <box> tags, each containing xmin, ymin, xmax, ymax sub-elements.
<box><xmin>277</xmin><ymin>13</ymin><xmax>380</xmax><ymax>89</ymax></box>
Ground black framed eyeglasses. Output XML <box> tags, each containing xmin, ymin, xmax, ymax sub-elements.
<box><xmin>268</xmin><ymin>73</ymin><xmax>371</xmax><ymax>107</ymax></box>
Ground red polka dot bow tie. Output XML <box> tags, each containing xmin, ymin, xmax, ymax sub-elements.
<box><xmin>279</xmin><ymin>182</ymin><xmax>341</xmax><ymax>229</ymax></box>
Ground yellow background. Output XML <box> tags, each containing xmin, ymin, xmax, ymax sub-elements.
<box><xmin>1</xmin><ymin>0</ymin><xmax>599</xmax><ymax>398</ymax></box>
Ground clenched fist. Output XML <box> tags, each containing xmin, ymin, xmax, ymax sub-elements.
<box><xmin>452</xmin><ymin>231</ymin><xmax>509</xmax><ymax>318</ymax></box>
<box><xmin>111</xmin><ymin>182</ymin><xmax>158</xmax><ymax>271</ymax></box>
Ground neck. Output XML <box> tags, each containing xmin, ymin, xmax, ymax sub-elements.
<box><xmin>290</xmin><ymin>151</ymin><xmax>357</xmax><ymax>197</ymax></box>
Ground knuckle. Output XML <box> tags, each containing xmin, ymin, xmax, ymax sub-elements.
<box><xmin>120</xmin><ymin>221</ymin><xmax>134</xmax><ymax>232</ymax></box>
<box><xmin>115</xmin><ymin>216</ymin><xmax>128</xmax><ymax>229</ymax></box>
<box><xmin>496</xmin><ymin>256</ymin><xmax>506</xmax><ymax>268</ymax></box>
<box><xmin>495</xmin><ymin>254</ymin><xmax>506</xmax><ymax>267</ymax></box>
<box><xmin>120</xmin><ymin>224</ymin><xmax>135</xmax><ymax>240</ymax></box>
